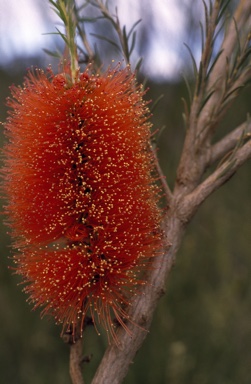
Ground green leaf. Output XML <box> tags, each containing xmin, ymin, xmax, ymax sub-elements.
<box><xmin>156</xmin><ymin>125</ymin><xmax>166</xmax><ymax>139</ymax></box>
<box><xmin>197</xmin><ymin>89</ymin><xmax>216</xmax><ymax>116</ymax></box>
<box><xmin>122</xmin><ymin>25</ymin><xmax>129</xmax><ymax>59</ymax></box>
<box><xmin>199</xmin><ymin>21</ymin><xmax>205</xmax><ymax>54</ymax></box>
<box><xmin>208</xmin><ymin>0</ymin><xmax>213</xmax><ymax>17</ymax></box>
<box><xmin>181</xmin><ymin>98</ymin><xmax>190</xmax><ymax>128</ymax></box>
<box><xmin>233</xmin><ymin>17</ymin><xmax>241</xmax><ymax>57</ymax></box>
<box><xmin>55</xmin><ymin>27</ymin><xmax>68</xmax><ymax>44</ymax></box>
<box><xmin>212</xmin><ymin>17</ymin><xmax>225</xmax><ymax>47</ymax></box>
<box><xmin>181</xmin><ymin>72</ymin><xmax>193</xmax><ymax>106</ymax></box>
<box><xmin>43</xmin><ymin>48</ymin><xmax>62</xmax><ymax>58</ymax></box>
<box><xmin>135</xmin><ymin>57</ymin><xmax>143</xmax><ymax>72</ymax></box>
<box><xmin>216</xmin><ymin>0</ymin><xmax>231</xmax><ymax>24</ymax></box>
<box><xmin>202</xmin><ymin>0</ymin><xmax>209</xmax><ymax>36</ymax></box>
<box><xmin>127</xmin><ymin>19</ymin><xmax>142</xmax><ymax>40</ymax></box>
<box><xmin>236</xmin><ymin>48</ymin><xmax>251</xmax><ymax>71</ymax></box>
<box><xmin>222</xmin><ymin>85</ymin><xmax>244</xmax><ymax>103</ymax></box>
<box><xmin>90</xmin><ymin>33</ymin><xmax>121</xmax><ymax>52</ymax></box>
<box><xmin>184</xmin><ymin>43</ymin><xmax>198</xmax><ymax>78</ymax></box>
<box><xmin>129</xmin><ymin>31</ymin><xmax>137</xmax><ymax>57</ymax></box>
<box><xmin>150</xmin><ymin>94</ymin><xmax>164</xmax><ymax>113</ymax></box>
<box><xmin>78</xmin><ymin>16</ymin><xmax>104</xmax><ymax>23</ymax></box>
<box><xmin>207</xmin><ymin>49</ymin><xmax>223</xmax><ymax>77</ymax></box>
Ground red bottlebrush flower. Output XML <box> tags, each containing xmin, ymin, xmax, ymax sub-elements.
<box><xmin>2</xmin><ymin>65</ymin><xmax>163</xmax><ymax>340</ymax></box>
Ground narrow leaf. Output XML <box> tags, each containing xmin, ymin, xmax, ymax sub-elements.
<box><xmin>236</xmin><ymin>48</ymin><xmax>251</xmax><ymax>71</ymax></box>
<box><xmin>202</xmin><ymin>0</ymin><xmax>209</xmax><ymax>36</ymax></box>
<box><xmin>55</xmin><ymin>27</ymin><xmax>68</xmax><ymax>44</ymax></box>
<box><xmin>184</xmin><ymin>43</ymin><xmax>198</xmax><ymax>78</ymax></box>
<box><xmin>212</xmin><ymin>18</ymin><xmax>225</xmax><ymax>47</ymax></box>
<box><xmin>181</xmin><ymin>72</ymin><xmax>193</xmax><ymax>106</ymax></box>
<box><xmin>150</xmin><ymin>94</ymin><xmax>164</xmax><ymax>113</ymax></box>
<box><xmin>129</xmin><ymin>31</ymin><xmax>137</xmax><ymax>57</ymax></box>
<box><xmin>122</xmin><ymin>25</ymin><xmax>129</xmax><ymax>59</ymax></box>
<box><xmin>197</xmin><ymin>89</ymin><xmax>216</xmax><ymax>116</ymax></box>
<box><xmin>135</xmin><ymin>57</ymin><xmax>143</xmax><ymax>72</ymax></box>
<box><xmin>181</xmin><ymin>98</ymin><xmax>190</xmax><ymax>128</ymax></box>
<box><xmin>199</xmin><ymin>21</ymin><xmax>205</xmax><ymax>54</ymax></box>
<box><xmin>90</xmin><ymin>33</ymin><xmax>121</xmax><ymax>52</ymax></box>
<box><xmin>43</xmin><ymin>48</ymin><xmax>61</xmax><ymax>58</ymax></box>
<box><xmin>216</xmin><ymin>0</ymin><xmax>231</xmax><ymax>24</ymax></box>
<box><xmin>222</xmin><ymin>85</ymin><xmax>244</xmax><ymax>103</ymax></box>
<box><xmin>207</xmin><ymin>49</ymin><xmax>223</xmax><ymax>77</ymax></box>
<box><xmin>78</xmin><ymin>16</ymin><xmax>104</xmax><ymax>23</ymax></box>
<box><xmin>127</xmin><ymin>19</ymin><xmax>142</xmax><ymax>40</ymax></box>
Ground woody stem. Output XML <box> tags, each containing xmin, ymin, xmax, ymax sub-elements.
<box><xmin>69</xmin><ymin>338</ymin><xmax>84</xmax><ymax>384</ymax></box>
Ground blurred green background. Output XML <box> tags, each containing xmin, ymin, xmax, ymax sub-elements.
<box><xmin>1</xmin><ymin>1</ymin><xmax>251</xmax><ymax>382</ymax></box>
<box><xmin>1</xmin><ymin>60</ymin><xmax>251</xmax><ymax>384</ymax></box>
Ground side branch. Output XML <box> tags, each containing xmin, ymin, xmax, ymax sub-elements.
<box><xmin>181</xmin><ymin>139</ymin><xmax>251</xmax><ymax>221</ymax></box>
<box><xmin>151</xmin><ymin>145</ymin><xmax>172</xmax><ymax>203</ymax></box>
<box><xmin>70</xmin><ymin>338</ymin><xmax>84</xmax><ymax>384</ymax></box>
<box><xmin>209</xmin><ymin>121</ymin><xmax>251</xmax><ymax>166</ymax></box>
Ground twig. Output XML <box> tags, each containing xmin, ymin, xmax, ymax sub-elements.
<box><xmin>63</xmin><ymin>316</ymin><xmax>93</xmax><ymax>384</ymax></box>
<box><xmin>70</xmin><ymin>338</ymin><xmax>85</xmax><ymax>384</ymax></box>
<box><xmin>151</xmin><ymin>145</ymin><xmax>172</xmax><ymax>204</ymax></box>
<box><xmin>209</xmin><ymin>121</ymin><xmax>251</xmax><ymax>166</ymax></box>
<box><xmin>181</xmin><ymin>138</ymin><xmax>251</xmax><ymax>221</ymax></box>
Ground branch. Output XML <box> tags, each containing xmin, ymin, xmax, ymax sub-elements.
<box><xmin>209</xmin><ymin>120</ymin><xmax>251</xmax><ymax>166</ymax></box>
<box><xmin>70</xmin><ymin>339</ymin><xmax>85</xmax><ymax>384</ymax></box>
<box><xmin>63</xmin><ymin>319</ymin><xmax>86</xmax><ymax>384</ymax></box>
<box><xmin>151</xmin><ymin>145</ymin><xmax>172</xmax><ymax>203</ymax></box>
<box><xmin>181</xmin><ymin>138</ymin><xmax>251</xmax><ymax>221</ymax></box>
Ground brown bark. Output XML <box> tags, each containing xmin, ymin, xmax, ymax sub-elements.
<box><xmin>70</xmin><ymin>339</ymin><xmax>85</xmax><ymax>384</ymax></box>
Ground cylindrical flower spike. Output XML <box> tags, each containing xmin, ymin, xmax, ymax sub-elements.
<box><xmin>2</xmin><ymin>65</ymin><xmax>163</xmax><ymax>341</ymax></box>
